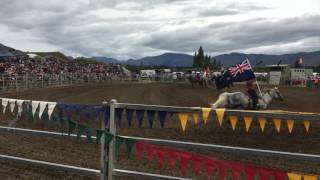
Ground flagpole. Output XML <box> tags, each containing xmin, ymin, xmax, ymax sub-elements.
<box><xmin>247</xmin><ymin>59</ymin><xmax>263</xmax><ymax>97</ymax></box>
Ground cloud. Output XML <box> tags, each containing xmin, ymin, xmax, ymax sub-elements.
<box><xmin>0</xmin><ymin>0</ymin><xmax>319</xmax><ymax>59</ymax></box>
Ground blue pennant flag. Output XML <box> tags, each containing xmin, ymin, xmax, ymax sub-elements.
<box><xmin>126</xmin><ymin>109</ymin><xmax>134</xmax><ymax>127</ymax></box>
<box><xmin>104</xmin><ymin>106</ymin><xmax>110</xmax><ymax>126</ymax></box>
<box><xmin>136</xmin><ymin>110</ymin><xmax>145</xmax><ymax>127</ymax></box>
<box><xmin>116</xmin><ymin>108</ymin><xmax>124</xmax><ymax>127</ymax></box>
<box><xmin>57</xmin><ymin>104</ymin><xmax>66</xmax><ymax>120</ymax></box>
<box><xmin>147</xmin><ymin>110</ymin><xmax>156</xmax><ymax>128</ymax></box>
<box><xmin>158</xmin><ymin>111</ymin><xmax>167</xmax><ymax>128</ymax></box>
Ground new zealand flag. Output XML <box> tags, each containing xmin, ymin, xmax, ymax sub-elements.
<box><xmin>215</xmin><ymin>59</ymin><xmax>255</xmax><ymax>90</ymax></box>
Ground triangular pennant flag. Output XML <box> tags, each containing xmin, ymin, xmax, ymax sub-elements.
<box><xmin>231</xmin><ymin>163</ymin><xmax>243</xmax><ymax>180</ymax></box>
<box><xmin>245</xmin><ymin>165</ymin><xmax>257</xmax><ymax>180</ymax></box>
<box><xmin>8</xmin><ymin>99</ymin><xmax>16</xmax><ymax>113</ymax></box>
<box><xmin>303</xmin><ymin>175</ymin><xmax>318</xmax><ymax>180</ymax></box>
<box><xmin>1</xmin><ymin>98</ymin><xmax>8</xmax><ymax>114</ymax></box>
<box><xmin>303</xmin><ymin>120</ymin><xmax>310</xmax><ymax>132</ymax></box>
<box><xmin>229</xmin><ymin>116</ymin><xmax>238</xmax><ymax>130</ymax></box>
<box><xmin>105</xmin><ymin>133</ymin><xmax>114</xmax><ymax>145</ymax></box>
<box><xmin>16</xmin><ymin>100</ymin><xmax>24</xmax><ymax>117</ymax></box>
<box><xmin>116</xmin><ymin>108</ymin><xmax>124</xmax><ymax>127</ymax></box>
<box><xmin>47</xmin><ymin>102</ymin><xmax>57</xmax><ymax>120</ymax></box>
<box><xmin>193</xmin><ymin>112</ymin><xmax>199</xmax><ymax>125</ymax></box>
<box><xmin>215</xmin><ymin>108</ymin><xmax>226</xmax><ymax>126</ymax></box>
<box><xmin>168</xmin><ymin>149</ymin><xmax>179</xmax><ymax>169</ymax></box>
<box><xmin>202</xmin><ymin>108</ymin><xmax>211</xmax><ymax>124</ymax></box>
<box><xmin>287</xmin><ymin>173</ymin><xmax>302</xmax><ymax>180</ymax></box>
<box><xmin>156</xmin><ymin>148</ymin><xmax>166</xmax><ymax>168</ymax></box>
<box><xmin>125</xmin><ymin>139</ymin><xmax>135</xmax><ymax>157</ymax></box>
<box><xmin>85</xmin><ymin>127</ymin><xmax>93</xmax><ymax>143</ymax></box>
<box><xmin>258</xmin><ymin>117</ymin><xmax>267</xmax><ymax>132</ymax></box>
<box><xmin>77</xmin><ymin>124</ymin><xmax>86</xmax><ymax>141</ymax></box>
<box><xmin>135</xmin><ymin>142</ymin><xmax>145</xmax><ymax>160</ymax></box>
<box><xmin>146</xmin><ymin>144</ymin><xmax>156</xmax><ymax>166</ymax></box>
<box><xmin>38</xmin><ymin>101</ymin><xmax>48</xmax><ymax>119</ymax></box>
<box><xmin>68</xmin><ymin>120</ymin><xmax>77</xmax><ymax>136</ymax></box>
<box><xmin>115</xmin><ymin>136</ymin><xmax>124</xmax><ymax>156</ymax></box>
<box><xmin>192</xmin><ymin>156</ymin><xmax>203</xmax><ymax>176</ymax></box>
<box><xmin>96</xmin><ymin>130</ymin><xmax>103</xmax><ymax>144</ymax></box>
<box><xmin>31</xmin><ymin>101</ymin><xmax>40</xmax><ymax>117</ymax></box>
<box><xmin>180</xmin><ymin>152</ymin><xmax>192</xmax><ymax>176</ymax></box>
<box><xmin>273</xmin><ymin>170</ymin><xmax>287</xmax><ymax>180</ymax></box>
<box><xmin>286</xmin><ymin>120</ymin><xmax>294</xmax><ymax>133</ymax></box>
<box><xmin>206</xmin><ymin>158</ymin><xmax>217</xmax><ymax>180</ymax></box>
<box><xmin>244</xmin><ymin>117</ymin><xmax>253</xmax><ymax>132</ymax></box>
<box><xmin>259</xmin><ymin>168</ymin><xmax>272</xmax><ymax>180</ymax></box>
<box><xmin>218</xmin><ymin>160</ymin><xmax>229</xmax><ymax>180</ymax></box>
<box><xmin>273</xmin><ymin>119</ymin><xmax>281</xmax><ymax>133</ymax></box>
<box><xmin>158</xmin><ymin>111</ymin><xmax>167</xmax><ymax>128</ymax></box>
<box><xmin>178</xmin><ymin>112</ymin><xmax>189</xmax><ymax>132</ymax></box>
<box><xmin>136</xmin><ymin>110</ymin><xmax>145</xmax><ymax>127</ymax></box>
<box><xmin>126</xmin><ymin>109</ymin><xmax>134</xmax><ymax>127</ymax></box>
<box><xmin>147</xmin><ymin>110</ymin><xmax>156</xmax><ymax>128</ymax></box>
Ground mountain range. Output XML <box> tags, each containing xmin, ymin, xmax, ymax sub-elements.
<box><xmin>94</xmin><ymin>51</ymin><xmax>320</xmax><ymax>67</ymax></box>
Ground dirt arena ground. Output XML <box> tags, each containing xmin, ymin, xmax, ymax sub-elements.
<box><xmin>0</xmin><ymin>82</ymin><xmax>319</xmax><ymax>179</ymax></box>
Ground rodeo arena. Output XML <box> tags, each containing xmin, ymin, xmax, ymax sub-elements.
<box><xmin>0</xmin><ymin>45</ymin><xmax>319</xmax><ymax>180</ymax></box>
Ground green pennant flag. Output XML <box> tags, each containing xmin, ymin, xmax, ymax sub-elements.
<box><xmin>77</xmin><ymin>124</ymin><xmax>86</xmax><ymax>141</ymax></box>
<box><xmin>105</xmin><ymin>132</ymin><xmax>114</xmax><ymax>145</ymax></box>
<box><xmin>125</xmin><ymin>139</ymin><xmax>135</xmax><ymax>158</ymax></box>
<box><xmin>96</xmin><ymin>130</ymin><xmax>104</xmax><ymax>144</ymax></box>
<box><xmin>68</xmin><ymin>120</ymin><xmax>77</xmax><ymax>136</ymax></box>
<box><xmin>51</xmin><ymin>114</ymin><xmax>58</xmax><ymax>125</ymax></box>
<box><xmin>41</xmin><ymin>112</ymin><xmax>49</xmax><ymax>127</ymax></box>
<box><xmin>60</xmin><ymin>118</ymin><xmax>66</xmax><ymax>133</ymax></box>
<box><xmin>85</xmin><ymin>127</ymin><xmax>93</xmax><ymax>143</ymax></box>
<box><xmin>115</xmin><ymin>136</ymin><xmax>124</xmax><ymax>156</ymax></box>
<box><xmin>27</xmin><ymin>110</ymin><xmax>34</xmax><ymax>121</ymax></box>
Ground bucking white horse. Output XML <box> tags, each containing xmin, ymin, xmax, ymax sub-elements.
<box><xmin>211</xmin><ymin>87</ymin><xmax>284</xmax><ymax>110</ymax></box>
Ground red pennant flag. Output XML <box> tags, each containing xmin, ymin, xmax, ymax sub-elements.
<box><xmin>135</xmin><ymin>142</ymin><xmax>145</xmax><ymax>160</ymax></box>
<box><xmin>259</xmin><ymin>168</ymin><xmax>272</xmax><ymax>180</ymax></box>
<box><xmin>206</xmin><ymin>158</ymin><xmax>218</xmax><ymax>180</ymax></box>
<box><xmin>168</xmin><ymin>149</ymin><xmax>179</xmax><ymax>169</ymax></box>
<box><xmin>273</xmin><ymin>170</ymin><xmax>287</xmax><ymax>180</ymax></box>
<box><xmin>231</xmin><ymin>163</ymin><xmax>243</xmax><ymax>180</ymax></box>
<box><xmin>218</xmin><ymin>160</ymin><xmax>230</xmax><ymax>180</ymax></box>
<box><xmin>245</xmin><ymin>165</ymin><xmax>257</xmax><ymax>180</ymax></box>
<box><xmin>146</xmin><ymin>144</ymin><xmax>156</xmax><ymax>166</ymax></box>
<box><xmin>192</xmin><ymin>155</ymin><xmax>204</xmax><ymax>176</ymax></box>
<box><xmin>180</xmin><ymin>152</ymin><xmax>192</xmax><ymax>176</ymax></box>
<box><xmin>156</xmin><ymin>148</ymin><xmax>166</xmax><ymax>168</ymax></box>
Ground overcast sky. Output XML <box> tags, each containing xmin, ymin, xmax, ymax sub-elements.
<box><xmin>1</xmin><ymin>0</ymin><xmax>320</xmax><ymax>60</ymax></box>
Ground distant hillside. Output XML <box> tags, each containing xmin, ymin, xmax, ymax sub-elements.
<box><xmin>94</xmin><ymin>50</ymin><xmax>320</xmax><ymax>67</ymax></box>
<box><xmin>33</xmin><ymin>52</ymin><xmax>70</xmax><ymax>62</ymax></box>
<box><xmin>93</xmin><ymin>57</ymin><xmax>119</xmax><ymax>64</ymax></box>
<box><xmin>0</xmin><ymin>43</ymin><xmax>26</xmax><ymax>56</ymax></box>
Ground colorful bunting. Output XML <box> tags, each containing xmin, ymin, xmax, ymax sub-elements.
<box><xmin>303</xmin><ymin>175</ymin><xmax>318</xmax><ymax>180</ymax></box>
<box><xmin>244</xmin><ymin>117</ymin><xmax>253</xmax><ymax>132</ymax></box>
<box><xmin>218</xmin><ymin>160</ymin><xmax>229</xmax><ymax>180</ymax></box>
<box><xmin>273</xmin><ymin>170</ymin><xmax>287</xmax><ymax>180</ymax></box>
<box><xmin>47</xmin><ymin>102</ymin><xmax>57</xmax><ymax>120</ymax></box>
<box><xmin>158</xmin><ymin>111</ymin><xmax>167</xmax><ymax>128</ymax></box>
<box><xmin>273</xmin><ymin>119</ymin><xmax>281</xmax><ymax>133</ymax></box>
<box><xmin>288</xmin><ymin>173</ymin><xmax>302</xmax><ymax>180</ymax></box>
<box><xmin>229</xmin><ymin>116</ymin><xmax>238</xmax><ymax>130</ymax></box>
<box><xmin>192</xmin><ymin>156</ymin><xmax>203</xmax><ymax>176</ymax></box>
<box><xmin>206</xmin><ymin>158</ymin><xmax>217</xmax><ymax>180</ymax></box>
<box><xmin>1</xmin><ymin>98</ymin><xmax>8</xmax><ymax>114</ymax></box>
<box><xmin>116</xmin><ymin>108</ymin><xmax>124</xmax><ymax>126</ymax></box>
<box><xmin>125</xmin><ymin>138</ymin><xmax>135</xmax><ymax>157</ymax></box>
<box><xmin>147</xmin><ymin>110</ymin><xmax>156</xmax><ymax>128</ymax></box>
<box><xmin>126</xmin><ymin>109</ymin><xmax>134</xmax><ymax>127</ymax></box>
<box><xmin>136</xmin><ymin>110</ymin><xmax>145</xmax><ymax>127</ymax></box>
<box><xmin>68</xmin><ymin>120</ymin><xmax>76</xmax><ymax>135</ymax></box>
<box><xmin>135</xmin><ymin>142</ymin><xmax>145</xmax><ymax>160</ymax></box>
<box><xmin>8</xmin><ymin>99</ymin><xmax>16</xmax><ymax>113</ymax></box>
<box><xmin>116</xmin><ymin>136</ymin><xmax>124</xmax><ymax>156</ymax></box>
<box><xmin>178</xmin><ymin>112</ymin><xmax>189</xmax><ymax>132</ymax></box>
<box><xmin>146</xmin><ymin>144</ymin><xmax>156</xmax><ymax>166</ymax></box>
<box><xmin>96</xmin><ymin>130</ymin><xmax>103</xmax><ymax>144</ymax></box>
<box><xmin>245</xmin><ymin>165</ymin><xmax>257</xmax><ymax>180</ymax></box>
<box><xmin>215</xmin><ymin>108</ymin><xmax>225</xmax><ymax>126</ymax></box>
<box><xmin>16</xmin><ymin>100</ymin><xmax>24</xmax><ymax>117</ymax></box>
<box><xmin>286</xmin><ymin>119</ymin><xmax>294</xmax><ymax>133</ymax></box>
<box><xmin>202</xmin><ymin>108</ymin><xmax>211</xmax><ymax>124</ymax></box>
<box><xmin>258</xmin><ymin>117</ymin><xmax>267</xmax><ymax>132</ymax></box>
<box><xmin>31</xmin><ymin>101</ymin><xmax>40</xmax><ymax>117</ymax></box>
<box><xmin>192</xmin><ymin>112</ymin><xmax>199</xmax><ymax>125</ymax></box>
<box><xmin>180</xmin><ymin>153</ymin><xmax>191</xmax><ymax>176</ymax></box>
<box><xmin>259</xmin><ymin>168</ymin><xmax>272</xmax><ymax>180</ymax></box>
<box><xmin>231</xmin><ymin>163</ymin><xmax>243</xmax><ymax>180</ymax></box>
<box><xmin>168</xmin><ymin>150</ymin><xmax>179</xmax><ymax>169</ymax></box>
<box><xmin>156</xmin><ymin>148</ymin><xmax>166</xmax><ymax>168</ymax></box>
<box><xmin>38</xmin><ymin>101</ymin><xmax>47</xmax><ymax>119</ymax></box>
<box><xmin>303</xmin><ymin>120</ymin><xmax>310</xmax><ymax>132</ymax></box>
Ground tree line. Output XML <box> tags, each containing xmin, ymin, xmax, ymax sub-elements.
<box><xmin>193</xmin><ymin>46</ymin><xmax>222</xmax><ymax>70</ymax></box>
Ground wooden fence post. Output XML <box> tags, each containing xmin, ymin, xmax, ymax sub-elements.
<box><xmin>107</xmin><ymin>99</ymin><xmax>116</xmax><ymax>180</ymax></box>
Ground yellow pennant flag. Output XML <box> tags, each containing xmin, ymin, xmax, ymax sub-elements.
<box><xmin>303</xmin><ymin>120</ymin><xmax>310</xmax><ymax>132</ymax></box>
<box><xmin>193</xmin><ymin>112</ymin><xmax>199</xmax><ymax>125</ymax></box>
<box><xmin>258</xmin><ymin>117</ymin><xmax>267</xmax><ymax>132</ymax></box>
<box><xmin>178</xmin><ymin>112</ymin><xmax>189</xmax><ymax>132</ymax></box>
<box><xmin>215</xmin><ymin>108</ymin><xmax>225</xmax><ymax>126</ymax></box>
<box><xmin>243</xmin><ymin>117</ymin><xmax>253</xmax><ymax>132</ymax></box>
<box><xmin>202</xmin><ymin>108</ymin><xmax>211</xmax><ymax>124</ymax></box>
<box><xmin>288</xmin><ymin>173</ymin><xmax>302</xmax><ymax>180</ymax></box>
<box><xmin>229</xmin><ymin>116</ymin><xmax>238</xmax><ymax>130</ymax></box>
<box><xmin>303</xmin><ymin>175</ymin><xmax>318</xmax><ymax>180</ymax></box>
<box><xmin>286</xmin><ymin>119</ymin><xmax>294</xmax><ymax>133</ymax></box>
<box><xmin>273</xmin><ymin>118</ymin><xmax>281</xmax><ymax>133</ymax></box>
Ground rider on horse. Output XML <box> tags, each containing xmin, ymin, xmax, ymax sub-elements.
<box><xmin>246</xmin><ymin>80</ymin><xmax>258</xmax><ymax>109</ymax></box>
